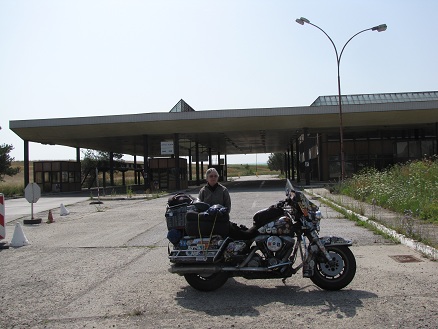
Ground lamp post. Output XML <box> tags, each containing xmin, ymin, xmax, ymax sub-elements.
<box><xmin>295</xmin><ymin>17</ymin><xmax>387</xmax><ymax>181</ymax></box>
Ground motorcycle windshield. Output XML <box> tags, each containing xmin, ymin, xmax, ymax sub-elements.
<box><xmin>285</xmin><ymin>179</ymin><xmax>318</xmax><ymax>214</ymax></box>
<box><xmin>285</xmin><ymin>179</ymin><xmax>295</xmax><ymax>198</ymax></box>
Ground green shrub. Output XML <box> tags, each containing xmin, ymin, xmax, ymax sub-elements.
<box><xmin>0</xmin><ymin>183</ymin><xmax>24</xmax><ymax>197</ymax></box>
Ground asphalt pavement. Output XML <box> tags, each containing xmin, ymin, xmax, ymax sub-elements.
<box><xmin>3</xmin><ymin>194</ymin><xmax>90</xmax><ymax>224</ymax></box>
<box><xmin>0</xmin><ymin>175</ymin><xmax>437</xmax><ymax>328</ymax></box>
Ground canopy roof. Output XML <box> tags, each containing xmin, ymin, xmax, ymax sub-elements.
<box><xmin>10</xmin><ymin>92</ymin><xmax>438</xmax><ymax>157</ymax></box>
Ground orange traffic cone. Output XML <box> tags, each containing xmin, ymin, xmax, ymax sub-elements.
<box><xmin>47</xmin><ymin>210</ymin><xmax>55</xmax><ymax>224</ymax></box>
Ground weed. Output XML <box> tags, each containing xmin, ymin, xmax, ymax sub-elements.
<box><xmin>317</xmin><ymin>196</ymin><xmax>399</xmax><ymax>244</ymax></box>
<box><xmin>338</xmin><ymin>158</ymin><xmax>438</xmax><ymax>222</ymax></box>
<box><xmin>0</xmin><ymin>182</ymin><xmax>24</xmax><ymax>197</ymax></box>
<box><xmin>126</xmin><ymin>186</ymin><xmax>133</xmax><ymax>198</ymax></box>
<box><xmin>129</xmin><ymin>308</ymin><xmax>144</xmax><ymax>316</ymax></box>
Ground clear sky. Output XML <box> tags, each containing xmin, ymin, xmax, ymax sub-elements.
<box><xmin>1</xmin><ymin>0</ymin><xmax>437</xmax><ymax>164</ymax></box>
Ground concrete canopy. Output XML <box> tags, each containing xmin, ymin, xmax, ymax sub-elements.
<box><xmin>9</xmin><ymin>97</ymin><xmax>438</xmax><ymax>158</ymax></box>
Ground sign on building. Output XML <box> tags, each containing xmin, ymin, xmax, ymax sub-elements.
<box><xmin>161</xmin><ymin>141</ymin><xmax>174</xmax><ymax>155</ymax></box>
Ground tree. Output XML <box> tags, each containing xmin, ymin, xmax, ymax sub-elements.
<box><xmin>81</xmin><ymin>149</ymin><xmax>124</xmax><ymax>187</ymax></box>
<box><xmin>267</xmin><ymin>152</ymin><xmax>285</xmax><ymax>174</ymax></box>
<box><xmin>81</xmin><ymin>150</ymin><xmax>124</xmax><ymax>172</ymax></box>
<box><xmin>0</xmin><ymin>144</ymin><xmax>20</xmax><ymax>182</ymax></box>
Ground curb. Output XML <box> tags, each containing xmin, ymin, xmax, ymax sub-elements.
<box><xmin>308</xmin><ymin>190</ymin><xmax>438</xmax><ymax>261</ymax></box>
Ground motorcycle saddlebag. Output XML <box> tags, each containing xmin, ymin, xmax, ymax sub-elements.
<box><xmin>253</xmin><ymin>206</ymin><xmax>284</xmax><ymax>228</ymax></box>
<box><xmin>185</xmin><ymin>211</ymin><xmax>230</xmax><ymax>237</ymax></box>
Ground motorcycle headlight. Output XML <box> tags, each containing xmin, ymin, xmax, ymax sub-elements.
<box><xmin>315</xmin><ymin>210</ymin><xmax>322</xmax><ymax>220</ymax></box>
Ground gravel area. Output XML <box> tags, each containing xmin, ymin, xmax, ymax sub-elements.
<box><xmin>1</xmin><ymin>178</ymin><xmax>437</xmax><ymax>328</ymax></box>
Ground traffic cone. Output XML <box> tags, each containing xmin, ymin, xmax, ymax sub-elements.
<box><xmin>60</xmin><ymin>204</ymin><xmax>70</xmax><ymax>216</ymax></box>
<box><xmin>10</xmin><ymin>222</ymin><xmax>30</xmax><ymax>247</ymax></box>
<box><xmin>47</xmin><ymin>210</ymin><xmax>55</xmax><ymax>223</ymax></box>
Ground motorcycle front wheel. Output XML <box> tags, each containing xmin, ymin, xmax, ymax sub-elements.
<box><xmin>310</xmin><ymin>245</ymin><xmax>356</xmax><ymax>291</ymax></box>
<box><xmin>184</xmin><ymin>272</ymin><xmax>229</xmax><ymax>292</ymax></box>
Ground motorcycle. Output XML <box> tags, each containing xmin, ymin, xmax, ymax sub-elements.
<box><xmin>166</xmin><ymin>179</ymin><xmax>356</xmax><ymax>292</ymax></box>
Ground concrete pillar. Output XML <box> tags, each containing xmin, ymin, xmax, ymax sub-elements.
<box><xmin>188</xmin><ymin>146</ymin><xmax>192</xmax><ymax>181</ymax></box>
<box><xmin>295</xmin><ymin>137</ymin><xmax>300</xmax><ymax>184</ymax></box>
<box><xmin>109</xmin><ymin>152</ymin><xmax>114</xmax><ymax>186</ymax></box>
<box><xmin>174</xmin><ymin>133</ymin><xmax>180</xmax><ymax>190</ymax></box>
<box><xmin>24</xmin><ymin>140</ymin><xmax>29</xmax><ymax>186</ymax></box>
<box><xmin>143</xmin><ymin>135</ymin><xmax>150</xmax><ymax>189</ymax></box>
<box><xmin>304</xmin><ymin>128</ymin><xmax>310</xmax><ymax>185</ymax></box>
<box><xmin>195</xmin><ymin>142</ymin><xmax>200</xmax><ymax>186</ymax></box>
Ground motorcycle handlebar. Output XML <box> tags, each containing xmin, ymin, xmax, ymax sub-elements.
<box><xmin>276</xmin><ymin>197</ymin><xmax>295</xmax><ymax>209</ymax></box>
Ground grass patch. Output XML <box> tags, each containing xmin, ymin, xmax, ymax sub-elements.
<box><xmin>225</xmin><ymin>164</ymin><xmax>279</xmax><ymax>177</ymax></box>
<box><xmin>337</xmin><ymin>157</ymin><xmax>438</xmax><ymax>222</ymax></box>
<box><xmin>319</xmin><ymin>197</ymin><xmax>399</xmax><ymax>243</ymax></box>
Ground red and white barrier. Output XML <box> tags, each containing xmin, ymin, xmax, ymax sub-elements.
<box><xmin>0</xmin><ymin>193</ymin><xmax>5</xmax><ymax>240</ymax></box>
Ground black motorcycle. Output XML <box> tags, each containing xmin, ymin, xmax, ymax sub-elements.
<box><xmin>166</xmin><ymin>179</ymin><xmax>356</xmax><ymax>292</ymax></box>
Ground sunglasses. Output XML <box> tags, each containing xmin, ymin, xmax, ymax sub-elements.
<box><xmin>208</xmin><ymin>175</ymin><xmax>218</xmax><ymax>178</ymax></box>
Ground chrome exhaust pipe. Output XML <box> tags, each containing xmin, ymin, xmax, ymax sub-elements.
<box><xmin>169</xmin><ymin>264</ymin><xmax>275</xmax><ymax>274</ymax></box>
<box><xmin>168</xmin><ymin>265</ymin><xmax>221</xmax><ymax>274</ymax></box>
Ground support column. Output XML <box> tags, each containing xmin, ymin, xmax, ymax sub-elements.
<box><xmin>195</xmin><ymin>142</ymin><xmax>200</xmax><ymax>186</ymax></box>
<box><xmin>134</xmin><ymin>155</ymin><xmax>137</xmax><ymax>184</ymax></box>
<box><xmin>295</xmin><ymin>137</ymin><xmax>300</xmax><ymax>184</ymax></box>
<box><xmin>217</xmin><ymin>151</ymin><xmax>221</xmax><ymax>179</ymax></box>
<box><xmin>436</xmin><ymin>122</ymin><xmax>438</xmax><ymax>155</ymax></box>
<box><xmin>188</xmin><ymin>146</ymin><xmax>192</xmax><ymax>181</ymax></box>
<box><xmin>304</xmin><ymin>128</ymin><xmax>310</xmax><ymax>185</ymax></box>
<box><xmin>174</xmin><ymin>133</ymin><xmax>180</xmax><ymax>190</ymax></box>
<box><xmin>284</xmin><ymin>151</ymin><xmax>288</xmax><ymax>180</ymax></box>
<box><xmin>291</xmin><ymin>140</ymin><xmax>295</xmax><ymax>181</ymax></box>
<box><xmin>143</xmin><ymin>135</ymin><xmax>150</xmax><ymax>189</ymax></box>
<box><xmin>76</xmin><ymin>147</ymin><xmax>80</xmax><ymax>162</ymax></box>
<box><xmin>24</xmin><ymin>140</ymin><xmax>29</xmax><ymax>187</ymax></box>
<box><xmin>286</xmin><ymin>148</ymin><xmax>290</xmax><ymax>180</ymax></box>
<box><xmin>224</xmin><ymin>154</ymin><xmax>228</xmax><ymax>181</ymax></box>
<box><xmin>109</xmin><ymin>152</ymin><xmax>114</xmax><ymax>186</ymax></box>
<box><xmin>208</xmin><ymin>148</ymin><xmax>212</xmax><ymax>167</ymax></box>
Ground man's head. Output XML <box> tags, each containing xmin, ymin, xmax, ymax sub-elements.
<box><xmin>205</xmin><ymin>168</ymin><xmax>219</xmax><ymax>185</ymax></box>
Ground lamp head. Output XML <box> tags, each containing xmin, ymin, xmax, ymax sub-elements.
<box><xmin>372</xmin><ymin>24</ymin><xmax>387</xmax><ymax>32</ymax></box>
<box><xmin>295</xmin><ymin>17</ymin><xmax>310</xmax><ymax>25</ymax></box>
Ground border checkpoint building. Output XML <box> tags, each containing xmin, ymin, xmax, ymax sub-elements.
<box><xmin>9</xmin><ymin>90</ymin><xmax>438</xmax><ymax>192</ymax></box>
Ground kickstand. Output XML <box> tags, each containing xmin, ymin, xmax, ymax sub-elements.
<box><xmin>282</xmin><ymin>278</ymin><xmax>287</xmax><ymax>285</ymax></box>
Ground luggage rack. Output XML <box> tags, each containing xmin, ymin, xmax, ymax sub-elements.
<box><xmin>169</xmin><ymin>237</ymin><xmax>230</xmax><ymax>263</ymax></box>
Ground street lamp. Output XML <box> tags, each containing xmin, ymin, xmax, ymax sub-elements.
<box><xmin>296</xmin><ymin>17</ymin><xmax>387</xmax><ymax>181</ymax></box>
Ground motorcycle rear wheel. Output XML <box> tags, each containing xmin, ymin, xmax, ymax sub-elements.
<box><xmin>310</xmin><ymin>245</ymin><xmax>356</xmax><ymax>291</ymax></box>
<box><xmin>184</xmin><ymin>272</ymin><xmax>229</xmax><ymax>292</ymax></box>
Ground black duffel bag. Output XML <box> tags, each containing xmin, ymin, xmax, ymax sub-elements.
<box><xmin>185</xmin><ymin>205</ymin><xmax>230</xmax><ymax>237</ymax></box>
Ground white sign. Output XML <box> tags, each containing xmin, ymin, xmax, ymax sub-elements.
<box><xmin>25</xmin><ymin>183</ymin><xmax>41</xmax><ymax>203</ymax></box>
<box><xmin>161</xmin><ymin>141</ymin><xmax>174</xmax><ymax>155</ymax></box>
